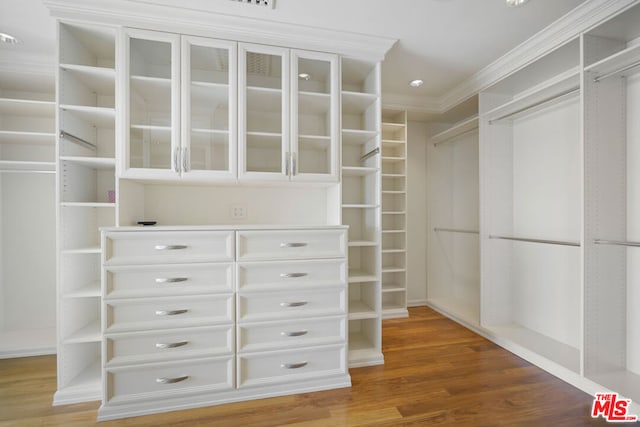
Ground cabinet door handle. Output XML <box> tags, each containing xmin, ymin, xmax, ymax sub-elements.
<box><xmin>281</xmin><ymin>362</ymin><xmax>307</xmax><ymax>369</ymax></box>
<box><xmin>280</xmin><ymin>242</ymin><xmax>307</xmax><ymax>248</ymax></box>
<box><xmin>155</xmin><ymin>309</ymin><xmax>189</xmax><ymax>316</ymax></box>
<box><xmin>280</xmin><ymin>301</ymin><xmax>307</xmax><ymax>308</ymax></box>
<box><xmin>285</xmin><ymin>152</ymin><xmax>290</xmax><ymax>176</ymax></box>
<box><xmin>183</xmin><ymin>147</ymin><xmax>189</xmax><ymax>172</ymax></box>
<box><xmin>174</xmin><ymin>147</ymin><xmax>180</xmax><ymax>173</ymax></box>
<box><xmin>292</xmin><ymin>153</ymin><xmax>297</xmax><ymax>176</ymax></box>
<box><xmin>155</xmin><ymin>340</ymin><xmax>189</xmax><ymax>349</ymax></box>
<box><xmin>155</xmin><ymin>277</ymin><xmax>189</xmax><ymax>283</ymax></box>
<box><xmin>154</xmin><ymin>245</ymin><xmax>188</xmax><ymax>250</ymax></box>
<box><xmin>280</xmin><ymin>273</ymin><xmax>307</xmax><ymax>278</ymax></box>
<box><xmin>156</xmin><ymin>375</ymin><xmax>189</xmax><ymax>384</ymax></box>
<box><xmin>281</xmin><ymin>330</ymin><xmax>308</xmax><ymax>337</ymax></box>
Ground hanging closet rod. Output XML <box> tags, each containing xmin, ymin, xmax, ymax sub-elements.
<box><xmin>433</xmin><ymin>128</ymin><xmax>478</xmax><ymax>147</ymax></box>
<box><xmin>488</xmin><ymin>87</ymin><xmax>579</xmax><ymax>125</ymax></box>
<box><xmin>59</xmin><ymin>130</ymin><xmax>97</xmax><ymax>150</ymax></box>
<box><xmin>360</xmin><ymin>146</ymin><xmax>380</xmax><ymax>161</ymax></box>
<box><xmin>434</xmin><ymin>227</ymin><xmax>479</xmax><ymax>235</ymax></box>
<box><xmin>593</xmin><ymin>239</ymin><xmax>640</xmax><ymax>248</ymax></box>
<box><xmin>489</xmin><ymin>234</ymin><xmax>580</xmax><ymax>247</ymax></box>
<box><xmin>593</xmin><ymin>60</ymin><xmax>640</xmax><ymax>83</ymax></box>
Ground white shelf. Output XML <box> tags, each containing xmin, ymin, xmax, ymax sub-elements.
<box><xmin>130</xmin><ymin>75</ymin><xmax>171</xmax><ymax>98</ymax></box>
<box><xmin>381</xmin><ymin>173</ymin><xmax>404</xmax><ymax>178</ymax></box>
<box><xmin>382</xmin><ymin>211</ymin><xmax>406</xmax><ymax>215</ymax></box>
<box><xmin>65</xmin><ymin>321</ymin><xmax>101</xmax><ymax>344</ymax></box>
<box><xmin>349</xmin><ymin>300</ymin><xmax>378</xmax><ymax>320</ymax></box>
<box><xmin>342</xmin><ymin>129</ymin><xmax>379</xmax><ymax>145</ymax></box>
<box><xmin>298</xmin><ymin>135</ymin><xmax>331</xmax><ymax>149</ymax></box>
<box><xmin>382</xmin><ymin>267</ymin><xmax>406</xmax><ymax>274</ymax></box>
<box><xmin>0</xmin><ymin>130</ymin><xmax>55</xmax><ymax>144</ymax></box>
<box><xmin>61</xmin><ymin>246</ymin><xmax>101</xmax><ymax>255</ymax></box>
<box><xmin>0</xmin><ymin>97</ymin><xmax>55</xmax><ymax>116</ymax></box>
<box><xmin>585</xmin><ymin>42</ymin><xmax>640</xmax><ymax>80</ymax></box>
<box><xmin>341</xmin><ymin>91</ymin><xmax>378</xmax><ymax>114</ymax></box>
<box><xmin>65</xmin><ymin>281</ymin><xmax>101</xmax><ymax>298</ymax></box>
<box><xmin>381</xmin><ymin>122</ymin><xmax>405</xmax><ymax>132</ymax></box>
<box><xmin>299</xmin><ymin>91</ymin><xmax>331</xmax><ymax>114</ymax></box>
<box><xmin>61</xmin><ymin>202</ymin><xmax>115</xmax><ymax>208</ymax></box>
<box><xmin>342</xmin><ymin>166</ymin><xmax>378</xmax><ymax>176</ymax></box>
<box><xmin>130</xmin><ymin>124</ymin><xmax>171</xmax><ymax>132</ymax></box>
<box><xmin>0</xmin><ymin>161</ymin><xmax>55</xmax><ymax>173</ymax></box>
<box><xmin>59</xmin><ymin>156</ymin><xmax>115</xmax><ymax>170</ymax></box>
<box><xmin>348</xmin><ymin>330</ymin><xmax>377</xmax><ymax>352</ymax></box>
<box><xmin>382</xmin><ymin>282</ymin><xmax>405</xmax><ymax>292</ymax></box>
<box><xmin>382</xmin><ymin>190</ymin><xmax>406</xmax><ymax>194</ymax></box>
<box><xmin>60</xmin><ymin>104</ymin><xmax>116</xmax><ymax>128</ymax></box>
<box><xmin>191</xmin><ymin>128</ymin><xmax>229</xmax><ymax>136</ymax></box>
<box><xmin>246</xmin><ymin>86</ymin><xmax>282</xmax><ymax>108</ymax></box>
<box><xmin>65</xmin><ymin>360</ymin><xmax>102</xmax><ymax>392</ymax></box>
<box><xmin>60</xmin><ymin>64</ymin><xmax>115</xmax><ymax>93</ymax></box>
<box><xmin>381</xmin><ymin>156</ymin><xmax>405</xmax><ymax>162</ymax></box>
<box><xmin>342</xmin><ymin>204</ymin><xmax>378</xmax><ymax>209</ymax></box>
<box><xmin>348</xmin><ymin>240</ymin><xmax>378</xmax><ymax>247</ymax></box>
<box><xmin>348</xmin><ymin>269</ymin><xmax>378</xmax><ymax>283</ymax></box>
<box><xmin>382</xmin><ymin>229</ymin><xmax>405</xmax><ymax>234</ymax></box>
<box><xmin>382</xmin><ymin>139</ymin><xmax>405</xmax><ymax>147</ymax></box>
<box><xmin>431</xmin><ymin>115</ymin><xmax>479</xmax><ymax>145</ymax></box>
<box><xmin>382</xmin><ymin>249</ymin><xmax>405</xmax><ymax>254</ymax></box>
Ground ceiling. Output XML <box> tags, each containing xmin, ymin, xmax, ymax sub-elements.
<box><xmin>0</xmin><ymin>0</ymin><xmax>587</xmax><ymax>118</ymax></box>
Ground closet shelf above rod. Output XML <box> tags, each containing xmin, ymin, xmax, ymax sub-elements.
<box><xmin>593</xmin><ymin>59</ymin><xmax>640</xmax><ymax>82</ymax></box>
<box><xmin>59</xmin><ymin>130</ymin><xmax>97</xmax><ymax>150</ymax></box>
<box><xmin>488</xmin><ymin>87</ymin><xmax>579</xmax><ymax>125</ymax></box>
<box><xmin>434</xmin><ymin>227</ymin><xmax>479</xmax><ymax>235</ymax></box>
<box><xmin>489</xmin><ymin>235</ymin><xmax>580</xmax><ymax>247</ymax></box>
<box><xmin>431</xmin><ymin>115</ymin><xmax>479</xmax><ymax>146</ymax></box>
<box><xmin>593</xmin><ymin>239</ymin><xmax>640</xmax><ymax>247</ymax></box>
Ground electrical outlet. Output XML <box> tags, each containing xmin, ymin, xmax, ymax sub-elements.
<box><xmin>231</xmin><ymin>204</ymin><xmax>247</xmax><ymax>219</ymax></box>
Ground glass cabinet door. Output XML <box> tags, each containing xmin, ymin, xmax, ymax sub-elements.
<box><xmin>291</xmin><ymin>50</ymin><xmax>339</xmax><ymax>182</ymax></box>
<box><xmin>124</xmin><ymin>29</ymin><xmax>180</xmax><ymax>178</ymax></box>
<box><xmin>238</xmin><ymin>43</ymin><xmax>289</xmax><ymax>181</ymax></box>
<box><xmin>182</xmin><ymin>36</ymin><xmax>237</xmax><ymax>180</ymax></box>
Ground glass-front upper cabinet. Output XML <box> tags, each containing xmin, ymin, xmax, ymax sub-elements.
<box><xmin>121</xmin><ymin>29</ymin><xmax>236</xmax><ymax>181</ymax></box>
<box><xmin>122</xmin><ymin>28</ymin><xmax>180</xmax><ymax>179</ymax></box>
<box><xmin>291</xmin><ymin>49</ymin><xmax>339</xmax><ymax>182</ymax></box>
<box><xmin>181</xmin><ymin>36</ymin><xmax>237</xmax><ymax>181</ymax></box>
<box><xmin>238</xmin><ymin>43</ymin><xmax>289</xmax><ymax>181</ymax></box>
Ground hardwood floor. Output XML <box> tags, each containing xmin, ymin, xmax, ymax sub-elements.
<box><xmin>0</xmin><ymin>307</ymin><xmax>615</xmax><ymax>426</ymax></box>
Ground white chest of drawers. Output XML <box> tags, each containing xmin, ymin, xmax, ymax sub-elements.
<box><xmin>98</xmin><ymin>225</ymin><xmax>350</xmax><ymax>421</ymax></box>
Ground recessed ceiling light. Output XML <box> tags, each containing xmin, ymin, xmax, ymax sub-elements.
<box><xmin>506</xmin><ymin>0</ymin><xmax>529</xmax><ymax>7</ymax></box>
<box><xmin>298</xmin><ymin>73</ymin><xmax>311</xmax><ymax>80</ymax></box>
<box><xmin>0</xmin><ymin>32</ymin><xmax>19</xmax><ymax>44</ymax></box>
<box><xmin>409</xmin><ymin>79</ymin><xmax>424</xmax><ymax>88</ymax></box>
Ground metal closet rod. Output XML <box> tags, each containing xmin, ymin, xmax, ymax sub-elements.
<box><xmin>593</xmin><ymin>59</ymin><xmax>640</xmax><ymax>83</ymax></box>
<box><xmin>489</xmin><ymin>234</ymin><xmax>580</xmax><ymax>247</ymax></box>
<box><xmin>488</xmin><ymin>87</ymin><xmax>579</xmax><ymax>125</ymax></box>
<box><xmin>59</xmin><ymin>130</ymin><xmax>97</xmax><ymax>150</ymax></box>
<box><xmin>434</xmin><ymin>227</ymin><xmax>479</xmax><ymax>235</ymax></box>
<box><xmin>593</xmin><ymin>239</ymin><xmax>640</xmax><ymax>247</ymax></box>
<box><xmin>433</xmin><ymin>128</ymin><xmax>478</xmax><ymax>147</ymax></box>
<box><xmin>360</xmin><ymin>146</ymin><xmax>380</xmax><ymax>161</ymax></box>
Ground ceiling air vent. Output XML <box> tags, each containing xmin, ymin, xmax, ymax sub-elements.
<box><xmin>230</xmin><ymin>0</ymin><xmax>275</xmax><ymax>8</ymax></box>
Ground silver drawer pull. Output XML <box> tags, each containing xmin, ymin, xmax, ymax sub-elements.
<box><xmin>155</xmin><ymin>309</ymin><xmax>189</xmax><ymax>316</ymax></box>
<box><xmin>281</xmin><ymin>330</ymin><xmax>308</xmax><ymax>337</ymax></box>
<box><xmin>280</xmin><ymin>242</ymin><xmax>308</xmax><ymax>248</ymax></box>
<box><xmin>155</xmin><ymin>341</ymin><xmax>189</xmax><ymax>349</ymax></box>
<box><xmin>280</xmin><ymin>273</ymin><xmax>308</xmax><ymax>278</ymax></box>
<box><xmin>156</xmin><ymin>375</ymin><xmax>189</xmax><ymax>384</ymax></box>
<box><xmin>154</xmin><ymin>245</ymin><xmax>188</xmax><ymax>250</ymax></box>
<box><xmin>155</xmin><ymin>277</ymin><xmax>189</xmax><ymax>283</ymax></box>
<box><xmin>281</xmin><ymin>362</ymin><xmax>307</xmax><ymax>369</ymax></box>
<box><xmin>280</xmin><ymin>301</ymin><xmax>307</xmax><ymax>308</ymax></box>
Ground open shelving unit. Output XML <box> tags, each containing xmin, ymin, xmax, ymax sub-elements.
<box><xmin>479</xmin><ymin>38</ymin><xmax>582</xmax><ymax>375</ymax></box>
<box><xmin>427</xmin><ymin>115</ymin><xmax>480</xmax><ymax>327</ymax></box>
<box><xmin>0</xmin><ymin>69</ymin><xmax>57</xmax><ymax>358</ymax></box>
<box><xmin>341</xmin><ymin>57</ymin><xmax>383</xmax><ymax>367</ymax></box>
<box><xmin>583</xmin><ymin>2</ymin><xmax>640</xmax><ymax>408</ymax></box>
<box><xmin>55</xmin><ymin>21</ymin><xmax>117</xmax><ymax>405</ymax></box>
<box><xmin>380</xmin><ymin>109</ymin><xmax>407</xmax><ymax>318</ymax></box>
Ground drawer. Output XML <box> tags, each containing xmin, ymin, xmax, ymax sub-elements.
<box><xmin>105</xmin><ymin>356</ymin><xmax>233</xmax><ymax>405</ymax></box>
<box><xmin>237</xmin><ymin>259</ymin><xmax>346</xmax><ymax>291</ymax></box>
<box><xmin>105</xmin><ymin>263</ymin><xmax>233</xmax><ymax>298</ymax></box>
<box><xmin>237</xmin><ymin>344</ymin><xmax>347</xmax><ymax>388</ymax></box>
<box><xmin>105</xmin><ymin>295</ymin><xmax>233</xmax><ymax>332</ymax></box>
<box><xmin>236</xmin><ymin>229</ymin><xmax>347</xmax><ymax>261</ymax></box>
<box><xmin>104</xmin><ymin>231</ymin><xmax>234</xmax><ymax>265</ymax></box>
<box><xmin>237</xmin><ymin>316</ymin><xmax>346</xmax><ymax>353</ymax></box>
<box><xmin>105</xmin><ymin>325</ymin><xmax>233</xmax><ymax>366</ymax></box>
<box><xmin>237</xmin><ymin>289</ymin><xmax>346</xmax><ymax>322</ymax></box>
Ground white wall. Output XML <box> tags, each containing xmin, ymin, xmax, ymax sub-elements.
<box><xmin>406</xmin><ymin>121</ymin><xmax>428</xmax><ymax>306</ymax></box>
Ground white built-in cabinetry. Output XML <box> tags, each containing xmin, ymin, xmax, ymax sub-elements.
<box><xmin>427</xmin><ymin>116</ymin><xmax>480</xmax><ymax>327</ymax></box>
<box><xmin>99</xmin><ymin>226</ymin><xmax>349</xmax><ymax>421</ymax></box>
<box><xmin>0</xmin><ymin>69</ymin><xmax>56</xmax><ymax>358</ymax></box>
<box><xmin>341</xmin><ymin>58</ymin><xmax>384</xmax><ymax>367</ymax></box>
<box><xmin>380</xmin><ymin>109</ymin><xmax>407</xmax><ymax>318</ymax></box>
<box><xmin>55</xmin><ymin>21</ymin><xmax>117</xmax><ymax>404</ymax></box>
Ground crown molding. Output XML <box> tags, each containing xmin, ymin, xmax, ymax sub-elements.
<box><xmin>438</xmin><ymin>0</ymin><xmax>639</xmax><ymax>112</ymax></box>
<box><xmin>382</xmin><ymin>93</ymin><xmax>441</xmax><ymax>114</ymax></box>
<box><xmin>42</xmin><ymin>0</ymin><xmax>397</xmax><ymax>61</ymax></box>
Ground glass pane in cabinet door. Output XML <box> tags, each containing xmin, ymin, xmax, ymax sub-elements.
<box><xmin>189</xmin><ymin>45</ymin><xmax>231</xmax><ymax>172</ymax></box>
<box><xmin>129</xmin><ymin>37</ymin><xmax>173</xmax><ymax>169</ymax></box>
<box><xmin>297</xmin><ymin>57</ymin><xmax>332</xmax><ymax>175</ymax></box>
<box><xmin>245</xmin><ymin>51</ymin><xmax>283</xmax><ymax>173</ymax></box>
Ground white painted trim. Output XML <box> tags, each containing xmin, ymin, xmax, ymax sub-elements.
<box><xmin>42</xmin><ymin>0</ymin><xmax>396</xmax><ymax>61</ymax></box>
<box><xmin>407</xmin><ymin>299</ymin><xmax>428</xmax><ymax>307</ymax></box>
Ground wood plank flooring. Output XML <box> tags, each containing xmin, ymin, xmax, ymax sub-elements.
<box><xmin>0</xmin><ymin>307</ymin><xmax>615</xmax><ymax>426</ymax></box>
